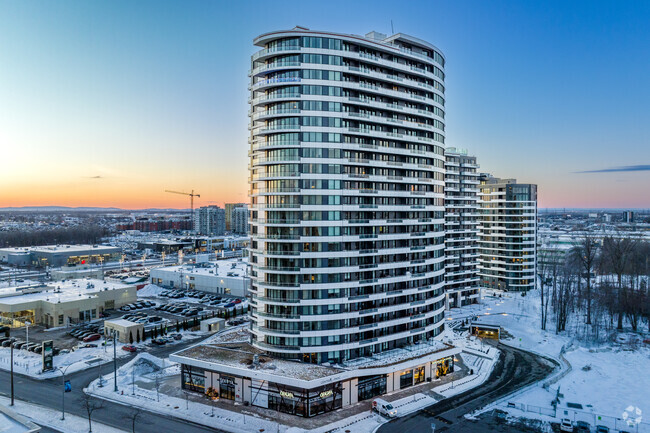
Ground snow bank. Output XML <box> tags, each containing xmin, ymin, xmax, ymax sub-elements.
<box><xmin>137</xmin><ymin>283</ymin><xmax>164</xmax><ymax>297</ymax></box>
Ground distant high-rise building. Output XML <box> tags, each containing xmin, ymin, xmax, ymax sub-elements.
<box><xmin>478</xmin><ymin>176</ymin><xmax>537</xmax><ymax>291</ymax></box>
<box><xmin>231</xmin><ymin>206</ymin><xmax>249</xmax><ymax>235</ymax></box>
<box><xmin>194</xmin><ymin>205</ymin><xmax>225</xmax><ymax>235</ymax></box>
<box><xmin>444</xmin><ymin>148</ymin><xmax>481</xmax><ymax>308</ymax></box>
<box><xmin>624</xmin><ymin>211</ymin><xmax>634</xmax><ymax>223</ymax></box>
<box><xmin>225</xmin><ymin>203</ymin><xmax>246</xmax><ymax>230</ymax></box>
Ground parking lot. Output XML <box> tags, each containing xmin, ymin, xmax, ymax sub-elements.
<box><xmin>0</xmin><ymin>286</ymin><xmax>249</xmax><ymax>358</ymax></box>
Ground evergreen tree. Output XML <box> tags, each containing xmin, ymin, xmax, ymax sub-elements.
<box><xmin>129</xmin><ymin>331</ymin><xmax>133</xmax><ymax>344</ymax></box>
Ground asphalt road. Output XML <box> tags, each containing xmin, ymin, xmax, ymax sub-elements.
<box><xmin>0</xmin><ymin>340</ymin><xmax>226</xmax><ymax>433</ymax></box>
<box><xmin>378</xmin><ymin>342</ymin><xmax>557</xmax><ymax>433</ymax></box>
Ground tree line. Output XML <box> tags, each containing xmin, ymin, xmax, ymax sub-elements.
<box><xmin>0</xmin><ymin>225</ymin><xmax>109</xmax><ymax>248</ymax></box>
<box><xmin>539</xmin><ymin>232</ymin><xmax>650</xmax><ymax>340</ymax></box>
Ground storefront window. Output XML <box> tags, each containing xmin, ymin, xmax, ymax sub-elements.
<box><xmin>400</xmin><ymin>369</ymin><xmax>413</xmax><ymax>389</ymax></box>
<box><xmin>265</xmin><ymin>383</ymin><xmax>342</xmax><ymax>417</ymax></box>
<box><xmin>414</xmin><ymin>366</ymin><xmax>426</xmax><ymax>384</ymax></box>
<box><xmin>358</xmin><ymin>375</ymin><xmax>387</xmax><ymax>401</ymax></box>
<box><xmin>181</xmin><ymin>365</ymin><xmax>205</xmax><ymax>393</ymax></box>
<box><xmin>219</xmin><ymin>375</ymin><xmax>236</xmax><ymax>400</ymax></box>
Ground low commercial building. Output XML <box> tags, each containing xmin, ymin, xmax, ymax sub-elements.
<box><xmin>0</xmin><ymin>244</ymin><xmax>120</xmax><ymax>268</ymax></box>
<box><xmin>150</xmin><ymin>259</ymin><xmax>249</xmax><ymax>297</ymax></box>
<box><xmin>104</xmin><ymin>319</ymin><xmax>144</xmax><ymax>343</ymax></box>
<box><xmin>50</xmin><ymin>266</ymin><xmax>104</xmax><ymax>281</ymax></box>
<box><xmin>171</xmin><ymin>340</ymin><xmax>460</xmax><ymax>418</ymax></box>
<box><xmin>0</xmin><ymin>279</ymin><xmax>136</xmax><ymax>328</ymax></box>
<box><xmin>200</xmin><ymin>317</ymin><xmax>226</xmax><ymax>333</ymax></box>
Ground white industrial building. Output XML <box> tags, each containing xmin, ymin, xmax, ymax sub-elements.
<box><xmin>149</xmin><ymin>259</ymin><xmax>249</xmax><ymax>297</ymax></box>
<box><xmin>0</xmin><ymin>279</ymin><xmax>136</xmax><ymax>328</ymax></box>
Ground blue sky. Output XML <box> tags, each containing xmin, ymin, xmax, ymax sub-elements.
<box><xmin>0</xmin><ymin>0</ymin><xmax>648</xmax><ymax>208</ymax></box>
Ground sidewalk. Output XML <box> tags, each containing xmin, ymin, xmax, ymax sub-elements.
<box><xmin>0</xmin><ymin>396</ymin><xmax>126</xmax><ymax>433</ymax></box>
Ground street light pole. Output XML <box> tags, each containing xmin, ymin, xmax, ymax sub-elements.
<box><xmin>25</xmin><ymin>321</ymin><xmax>31</xmax><ymax>346</ymax></box>
<box><xmin>113</xmin><ymin>330</ymin><xmax>118</xmax><ymax>392</ymax></box>
<box><xmin>58</xmin><ymin>365</ymin><xmax>71</xmax><ymax>420</ymax></box>
<box><xmin>10</xmin><ymin>344</ymin><xmax>14</xmax><ymax>406</ymax></box>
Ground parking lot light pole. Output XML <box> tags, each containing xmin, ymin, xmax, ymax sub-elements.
<box><xmin>10</xmin><ymin>344</ymin><xmax>14</xmax><ymax>406</ymax></box>
<box><xmin>113</xmin><ymin>329</ymin><xmax>118</xmax><ymax>392</ymax></box>
<box><xmin>25</xmin><ymin>320</ymin><xmax>31</xmax><ymax>346</ymax></box>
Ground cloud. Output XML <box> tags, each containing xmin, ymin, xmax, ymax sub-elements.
<box><xmin>82</xmin><ymin>175</ymin><xmax>104</xmax><ymax>179</ymax></box>
<box><xmin>575</xmin><ymin>165</ymin><xmax>650</xmax><ymax>174</ymax></box>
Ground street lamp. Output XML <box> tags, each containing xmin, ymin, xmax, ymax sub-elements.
<box><xmin>57</xmin><ymin>365</ymin><xmax>73</xmax><ymax>420</ymax></box>
<box><xmin>112</xmin><ymin>329</ymin><xmax>118</xmax><ymax>392</ymax></box>
<box><xmin>25</xmin><ymin>320</ymin><xmax>31</xmax><ymax>346</ymax></box>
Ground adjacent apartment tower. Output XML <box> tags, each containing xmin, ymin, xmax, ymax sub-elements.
<box><xmin>194</xmin><ymin>205</ymin><xmax>226</xmax><ymax>236</ymax></box>
<box><xmin>249</xmin><ymin>28</ymin><xmax>448</xmax><ymax>364</ymax></box>
<box><xmin>478</xmin><ymin>176</ymin><xmax>537</xmax><ymax>291</ymax></box>
<box><xmin>444</xmin><ymin>148</ymin><xmax>481</xmax><ymax>308</ymax></box>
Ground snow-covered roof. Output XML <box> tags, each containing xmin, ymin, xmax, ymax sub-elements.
<box><xmin>0</xmin><ymin>244</ymin><xmax>119</xmax><ymax>254</ymax></box>
<box><xmin>0</xmin><ymin>278</ymin><xmax>133</xmax><ymax>305</ymax></box>
<box><xmin>152</xmin><ymin>259</ymin><xmax>248</xmax><ymax>279</ymax></box>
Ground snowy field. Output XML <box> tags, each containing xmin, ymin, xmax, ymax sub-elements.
<box><xmin>464</xmin><ymin>289</ymin><xmax>650</xmax><ymax>431</ymax></box>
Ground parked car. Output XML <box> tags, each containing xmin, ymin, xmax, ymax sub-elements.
<box><xmin>233</xmin><ymin>299</ymin><xmax>242</xmax><ymax>304</ymax></box>
<box><xmin>595</xmin><ymin>426</ymin><xmax>610</xmax><ymax>433</ymax></box>
<box><xmin>120</xmin><ymin>305</ymin><xmax>131</xmax><ymax>311</ymax></box>
<box><xmin>2</xmin><ymin>338</ymin><xmax>16</xmax><ymax>347</ymax></box>
<box><xmin>83</xmin><ymin>334</ymin><xmax>102</xmax><ymax>342</ymax></box>
<box><xmin>122</xmin><ymin>345</ymin><xmax>137</xmax><ymax>353</ymax></box>
<box><xmin>224</xmin><ymin>302</ymin><xmax>236</xmax><ymax>308</ymax></box>
<box><xmin>33</xmin><ymin>346</ymin><xmax>43</xmax><ymax>354</ymax></box>
<box><xmin>170</xmin><ymin>333</ymin><xmax>182</xmax><ymax>340</ymax></box>
<box><xmin>575</xmin><ymin>421</ymin><xmax>591</xmax><ymax>432</ymax></box>
<box><xmin>152</xmin><ymin>338</ymin><xmax>167</xmax><ymax>345</ymax></box>
<box><xmin>12</xmin><ymin>341</ymin><xmax>26</xmax><ymax>349</ymax></box>
<box><xmin>559</xmin><ymin>419</ymin><xmax>573</xmax><ymax>432</ymax></box>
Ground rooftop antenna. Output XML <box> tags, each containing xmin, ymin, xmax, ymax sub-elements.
<box><xmin>391</xmin><ymin>20</ymin><xmax>394</xmax><ymax>34</ymax></box>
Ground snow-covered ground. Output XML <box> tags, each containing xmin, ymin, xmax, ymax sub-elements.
<box><xmin>0</xmin><ymin>329</ymin><xmax>208</xmax><ymax>380</ymax></box>
<box><xmin>464</xmin><ymin>289</ymin><xmax>650</xmax><ymax>432</ymax></box>
<box><xmin>0</xmin><ymin>396</ymin><xmax>126</xmax><ymax>433</ymax></box>
<box><xmin>85</xmin><ymin>337</ymin><xmax>499</xmax><ymax>433</ymax></box>
<box><xmin>0</xmin><ymin>340</ymin><xmax>131</xmax><ymax>379</ymax></box>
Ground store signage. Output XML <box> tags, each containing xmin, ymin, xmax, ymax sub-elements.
<box><xmin>280</xmin><ymin>390</ymin><xmax>294</xmax><ymax>399</ymax></box>
<box><xmin>220</xmin><ymin>377</ymin><xmax>234</xmax><ymax>386</ymax></box>
<box><xmin>42</xmin><ymin>340</ymin><xmax>54</xmax><ymax>372</ymax></box>
<box><xmin>319</xmin><ymin>390</ymin><xmax>333</xmax><ymax>399</ymax></box>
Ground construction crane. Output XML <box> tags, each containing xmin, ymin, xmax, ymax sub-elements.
<box><xmin>165</xmin><ymin>189</ymin><xmax>200</xmax><ymax>230</ymax></box>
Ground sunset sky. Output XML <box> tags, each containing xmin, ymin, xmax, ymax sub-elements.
<box><xmin>1</xmin><ymin>0</ymin><xmax>649</xmax><ymax>209</ymax></box>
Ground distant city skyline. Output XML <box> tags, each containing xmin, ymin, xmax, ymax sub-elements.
<box><xmin>1</xmin><ymin>0</ymin><xmax>649</xmax><ymax>209</ymax></box>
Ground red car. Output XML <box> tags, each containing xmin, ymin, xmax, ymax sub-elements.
<box><xmin>83</xmin><ymin>333</ymin><xmax>101</xmax><ymax>342</ymax></box>
<box><xmin>234</xmin><ymin>299</ymin><xmax>242</xmax><ymax>304</ymax></box>
<box><xmin>122</xmin><ymin>345</ymin><xmax>137</xmax><ymax>353</ymax></box>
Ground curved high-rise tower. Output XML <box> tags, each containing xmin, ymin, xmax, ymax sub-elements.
<box><xmin>248</xmin><ymin>28</ymin><xmax>447</xmax><ymax>364</ymax></box>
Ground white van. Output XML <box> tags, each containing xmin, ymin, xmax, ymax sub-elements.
<box><xmin>372</xmin><ymin>398</ymin><xmax>397</xmax><ymax>417</ymax></box>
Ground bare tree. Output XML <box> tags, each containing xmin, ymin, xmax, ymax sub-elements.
<box><xmin>571</xmin><ymin>235</ymin><xmax>599</xmax><ymax>325</ymax></box>
<box><xmin>128</xmin><ymin>408</ymin><xmax>145</xmax><ymax>433</ymax></box>
<box><xmin>602</xmin><ymin>233</ymin><xmax>636</xmax><ymax>330</ymax></box>
<box><xmin>81</xmin><ymin>394</ymin><xmax>104</xmax><ymax>433</ymax></box>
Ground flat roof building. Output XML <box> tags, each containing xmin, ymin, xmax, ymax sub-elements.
<box><xmin>0</xmin><ymin>244</ymin><xmax>120</xmax><ymax>268</ymax></box>
<box><xmin>149</xmin><ymin>259</ymin><xmax>249</xmax><ymax>297</ymax></box>
<box><xmin>0</xmin><ymin>279</ymin><xmax>136</xmax><ymax>328</ymax></box>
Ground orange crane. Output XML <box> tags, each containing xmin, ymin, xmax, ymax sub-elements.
<box><xmin>165</xmin><ymin>189</ymin><xmax>200</xmax><ymax>230</ymax></box>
